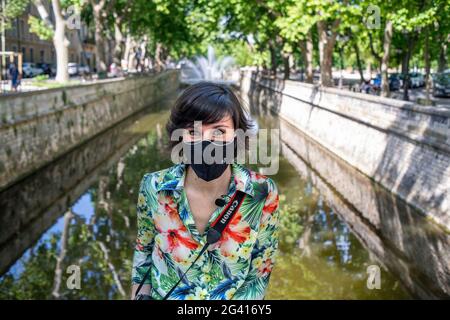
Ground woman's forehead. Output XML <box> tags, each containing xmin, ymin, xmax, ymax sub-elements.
<box><xmin>189</xmin><ymin>116</ymin><xmax>234</xmax><ymax>128</ymax></box>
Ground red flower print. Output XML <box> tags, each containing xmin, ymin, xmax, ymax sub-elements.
<box><xmin>258</xmin><ymin>258</ymin><xmax>273</xmax><ymax>276</ymax></box>
<box><xmin>263</xmin><ymin>191</ymin><xmax>279</xmax><ymax>215</ymax></box>
<box><xmin>154</xmin><ymin>213</ymin><xmax>199</xmax><ymax>262</ymax></box>
<box><xmin>135</xmin><ymin>238</ymin><xmax>144</xmax><ymax>251</ymax></box>
<box><xmin>158</xmin><ymin>194</ymin><xmax>178</xmax><ymax>217</ymax></box>
<box><xmin>211</xmin><ymin>212</ymin><xmax>251</xmax><ymax>257</ymax></box>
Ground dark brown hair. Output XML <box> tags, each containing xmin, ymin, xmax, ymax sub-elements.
<box><xmin>166</xmin><ymin>81</ymin><xmax>253</xmax><ymax>147</ymax></box>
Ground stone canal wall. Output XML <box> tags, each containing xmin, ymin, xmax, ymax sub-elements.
<box><xmin>240</xmin><ymin>69</ymin><xmax>450</xmax><ymax>230</ymax></box>
<box><xmin>0</xmin><ymin>70</ymin><xmax>179</xmax><ymax>191</ymax></box>
<box><xmin>279</xmin><ymin>118</ymin><xmax>449</xmax><ymax>298</ymax></box>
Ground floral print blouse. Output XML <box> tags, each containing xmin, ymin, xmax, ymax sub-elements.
<box><xmin>131</xmin><ymin>163</ymin><xmax>280</xmax><ymax>300</ymax></box>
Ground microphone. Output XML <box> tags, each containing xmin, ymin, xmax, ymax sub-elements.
<box><xmin>206</xmin><ymin>229</ymin><xmax>221</xmax><ymax>244</ymax></box>
<box><xmin>215</xmin><ymin>198</ymin><xmax>227</xmax><ymax>207</ymax></box>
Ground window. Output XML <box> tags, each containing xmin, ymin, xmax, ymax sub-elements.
<box><xmin>22</xmin><ymin>47</ymin><xmax>26</xmax><ymax>61</ymax></box>
<box><xmin>40</xmin><ymin>50</ymin><xmax>45</xmax><ymax>63</ymax></box>
<box><xmin>30</xmin><ymin>48</ymin><xmax>34</xmax><ymax>62</ymax></box>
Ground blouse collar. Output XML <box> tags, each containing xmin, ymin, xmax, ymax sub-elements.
<box><xmin>155</xmin><ymin>163</ymin><xmax>255</xmax><ymax>199</ymax></box>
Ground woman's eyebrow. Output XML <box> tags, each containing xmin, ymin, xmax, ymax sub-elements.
<box><xmin>211</xmin><ymin>123</ymin><xmax>233</xmax><ymax>128</ymax></box>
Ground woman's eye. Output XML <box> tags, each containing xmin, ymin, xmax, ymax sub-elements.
<box><xmin>213</xmin><ymin>129</ymin><xmax>225</xmax><ymax>136</ymax></box>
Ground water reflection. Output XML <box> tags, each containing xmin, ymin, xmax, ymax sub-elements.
<box><xmin>0</xmin><ymin>96</ymin><xmax>175</xmax><ymax>299</ymax></box>
<box><xmin>268</xmin><ymin>114</ymin><xmax>449</xmax><ymax>299</ymax></box>
<box><xmin>0</xmin><ymin>91</ymin><xmax>448</xmax><ymax>299</ymax></box>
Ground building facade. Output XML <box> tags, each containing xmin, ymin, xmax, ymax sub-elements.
<box><xmin>4</xmin><ymin>2</ymin><xmax>96</xmax><ymax>70</ymax></box>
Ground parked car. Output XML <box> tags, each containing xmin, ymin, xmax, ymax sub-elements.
<box><xmin>410</xmin><ymin>72</ymin><xmax>425</xmax><ymax>88</ymax></box>
<box><xmin>370</xmin><ymin>73</ymin><xmax>400</xmax><ymax>91</ymax></box>
<box><xmin>22</xmin><ymin>62</ymin><xmax>44</xmax><ymax>78</ymax></box>
<box><xmin>68</xmin><ymin>62</ymin><xmax>79</xmax><ymax>76</ymax></box>
<box><xmin>78</xmin><ymin>64</ymin><xmax>90</xmax><ymax>75</ymax></box>
<box><xmin>432</xmin><ymin>72</ymin><xmax>450</xmax><ymax>97</ymax></box>
<box><xmin>388</xmin><ymin>73</ymin><xmax>401</xmax><ymax>91</ymax></box>
<box><xmin>36</xmin><ymin>63</ymin><xmax>54</xmax><ymax>77</ymax></box>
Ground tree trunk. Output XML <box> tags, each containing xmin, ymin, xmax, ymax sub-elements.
<box><xmin>269</xmin><ymin>41</ymin><xmax>277</xmax><ymax>77</ymax></box>
<box><xmin>401</xmin><ymin>33</ymin><xmax>416</xmax><ymax>101</ymax></box>
<box><xmin>51</xmin><ymin>0</ymin><xmax>69</xmax><ymax>82</ymax></box>
<box><xmin>424</xmin><ymin>27</ymin><xmax>432</xmax><ymax>101</ymax></box>
<box><xmin>300</xmin><ymin>31</ymin><xmax>314</xmax><ymax>83</ymax></box>
<box><xmin>366</xmin><ymin>63</ymin><xmax>372</xmax><ymax>79</ymax></box>
<box><xmin>438</xmin><ymin>39</ymin><xmax>448</xmax><ymax>72</ymax></box>
<box><xmin>34</xmin><ymin>0</ymin><xmax>69</xmax><ymax>82</ymax></box>
<box><xmin>283</xmin><ymin>52</ymin><xmax>290</xmax><ymax>80</ymax></box>
<box><xmin>155</xmin><ymin>42</ymin><xmax>163</xmax><ymax>72</ymax></box>
<box><xmin>52</xmin><ymin>210</ymin><xmax>73</xmax><ymax>299</ymax></box>
<box><xmin>381</xmin><ymin>20</ymin><xmax>393</xmax><ymax>97</ymax></box>
<box><xmin>317</xmin><ymin>20</ymin><xmax>339</xmax><ymax>87</ymax></box>
<box><xmin>91</xmin><ymin>0</ymin><xmax>108</xmax><ymax>73</ymax></box>
<box><xmin>368</xmin><ymin>33</ymin><xmax>382</xmax><ymax>73</ymax></box>
<box><xmin>105</xmin><ymin>36</ymin><xmax>114</xmax><ymax>68</ymax></box>
<box><xmin>353</xmin><ymin>41</ymin><xmax>365</xmax><ymax>83</ymax></box>
<box><xmin>338</xmin><ymin>47</ymin><xmax>344</xmax><ymax>89</ymax></box>
<box><xmin>123</xmin><ymin>35</ymin><xmax>133</xmax><ymax>70</ymax></box>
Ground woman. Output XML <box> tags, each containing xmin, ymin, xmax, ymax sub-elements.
<box><xmin>131</xmin><ymin>82</ymin><xmax>280</xmax><ymax>300</ymax></box>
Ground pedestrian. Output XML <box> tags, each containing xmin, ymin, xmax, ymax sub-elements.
<box><xmin>8</xmin><ymin>63</ymin><xmax>20</xmax><ymax>92</ymax></box>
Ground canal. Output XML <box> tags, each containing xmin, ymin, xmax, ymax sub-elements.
<box><xmin>0</xmin><ymin>89</ymin><xmax>448</xmax><ymax>299</ymax></box>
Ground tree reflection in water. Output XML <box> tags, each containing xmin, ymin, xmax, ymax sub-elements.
<box><xmin>0</xmin><ymin>121</ymin><xmax>172</xmax><ymax>299</ymax></box>
<box><xmin>265</xmin><ymin>165</ymin><xmax>410</xmax><ymax>299</ymax></box>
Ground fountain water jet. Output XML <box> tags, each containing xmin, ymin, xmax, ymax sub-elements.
<box><xmin>179</xmin><ymin>45</ymin><xmax>238</xmax><ymax>85</ymax></box>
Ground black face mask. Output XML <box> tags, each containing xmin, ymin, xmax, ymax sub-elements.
<box><xmin>183</xmin><ymin>139</ymin><xmax>235</xmax><ymax>182</ymax></box>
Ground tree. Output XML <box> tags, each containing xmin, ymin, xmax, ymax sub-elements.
<box><xmin>280</xmin><ymin>0</ymin><xmax>356</xmax><ymax>87</ymax></box>
<box><xmin>32</xmin><ymin>0</ymin><xmax>83</xmax><ymax>82</ymax></box>
<box><xmin>390</xmin><ymin>1</ymin><xmax>440</xmax><ymax>101</ymax></box>
<box><xmin>3</xmin><ymin>0</ymin><xmax>82</xmax><ymax>82</ymax></box>
<box><xmin>275</xmin><ymin>0</ymin><xmax>316</xmax><ymax>83</ymax></box>
<box><xmin>314</xmin><ymin>0</ymin><xmax>355</xmax><ymax>87</ymax></box>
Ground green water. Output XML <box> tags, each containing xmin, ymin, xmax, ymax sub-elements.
<box><xmin>0</xmin><ymin>93</ymin><xmax>446</xmax><ymax>299</ymax></box>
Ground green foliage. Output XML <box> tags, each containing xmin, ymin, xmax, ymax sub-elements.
<box><xmin>1</xmin><ymin>0</ymin><xmax>29</xmax><ymax>31</ymax></box>
<box><xmin>33</xmin><ymin>74</ymin><xmax>49</xmax><ymax>81</ymax></box>
<box><xmin>3</xmin><ymin>0</ymin><xmax>450</xmax><ymax>86</ymax></box>
<box><xmin>28</xmin><ymin>15</ymin><xmax>54</xmax><ymax>40</ymax></box>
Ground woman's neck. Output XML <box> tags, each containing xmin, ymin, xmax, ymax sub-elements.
<box><xmin>185</xmin><ymin>165</ymin><xmax>232</xmax><ymax>196</ymax></box>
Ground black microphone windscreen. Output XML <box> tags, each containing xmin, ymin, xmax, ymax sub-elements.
<box><xmin>215</xmin><ymin>198</ymin><xmax>227</xmax><ymax>207</ymax></box>
<box><xmin>207</xmin><ymin>229</ymin><xmax>222</xmax><ymax>244</ymax></box>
